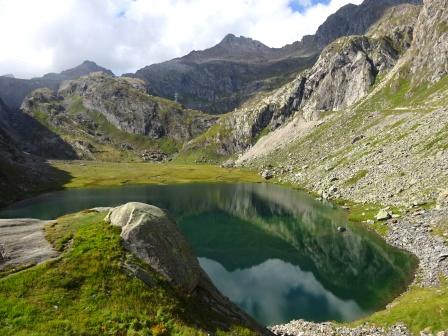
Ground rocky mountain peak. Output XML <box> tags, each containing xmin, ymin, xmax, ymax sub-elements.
<box><xmin>182</xmin><ymin>33</ymin><xmax>273</xmax><ymax>64</ymax></box>
<box><xmin>217</xmin><ymin>33</ymin><xmax>270</xmax><ymax>50</ymax></box>
<box><xmin>42</xmin><ymin>60</ymin><xmax>114</xmax><ymax>81</ymax></box>
<box><xmin>312</xmin><ymin>0</ymin><xmax>423</xmax><ymax>47</ymax></box>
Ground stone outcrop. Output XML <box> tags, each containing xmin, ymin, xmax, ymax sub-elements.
<box><xmin>58</xmin><ymin>73</ymin><xmax>216</xmax><ymax>141</ymax></box>
<box><xmin>408</xmin><ymin>0</ymin><xmax>448</xmax><ymax>83</ymax></box>
<box><xmin>19</xmin><ymin>73</ymin><xmax>217</xmax><ymax>159</ymax></box>
<box><xmin>105</xmin><ymin>202</ymin><xmax>202</xmax><ymax>293</ymax></box>
<box><xmin>0</xmin><ymin>219</ymin><xmax>58</xmax><ymax>271</ymax></box>
<box><xmin>105</xmin><ymin>202</ymin><xmax>273</xmax><ymax>335</ymax></box>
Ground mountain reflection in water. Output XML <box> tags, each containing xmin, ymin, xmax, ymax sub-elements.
<box><xmin>199</xmin><ymin>258</ymin><xmax>363</xmax><ymax>325</ymax></box>
<box><xmin>0</xmin><ymin>183</ymin><xmax>416</xmax><ymax>325</ymax></box>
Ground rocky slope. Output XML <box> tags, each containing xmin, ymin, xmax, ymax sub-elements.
<box><xmin>20</xmin><ymin>72</ymin><xmax>217</xmax><ymax>161</ymax></box>
<box><xmin>179</xmin><ymin>2</ymin><xmax>421</xmax><ymax>162</ymax></box>
<box><xmin>132</xmin><ymin>0</ymin><xmax>421</xmax><ymax>114</ymax></box>
<box><xmin>0</xmin><ymin>61</ymin><xmax>113</xmax><ymax>110</ymax></box>
<box><xmin>235</xmin><ymin>0</ymin><xmax>447</xmax><ymax>208</ymax></box>
<box><xmin>0</xmin><ymin>98</ymin><xmax>69</xmax><ymax>207</ymax></box>
<box><xmin>132</xmin><ymin>34</ymin><xmax>317</xmax><ymax>114</ymax></box>
<box><xmin>311</xmin><ymin>0</ymin><xmax>422</xmax><ymax>47</ymax></box>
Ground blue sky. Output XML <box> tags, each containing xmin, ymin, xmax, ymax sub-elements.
<box><xmin>289</xmin><ymin>0</ymin><xmax>332</xmax><ymax>12</ymax></box>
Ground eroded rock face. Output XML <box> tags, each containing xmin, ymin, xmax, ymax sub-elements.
<box><xmin>105</xmin><ymin>202</ymin><xmax>202</xmax><ymax>292</ymax></box>
<box><xmin>57</xmin><ymin>73</ymin><xmax>217</xmax><ymax>141</ymax></box>
<box><xmin>409</xmin><ymin>0</ymin><xmax>448</xmax><ymax>83</ymax></box>
<box><xmin>131</xmin><ymin>1</ymin><xmax>421</xmax><ymax>114</ymax></box>
<box><xmin>183</xmin><ymin>4</ymin><xmax>420</xmax><ymax>159</ymax></box>
<box><xmin>19</xmin><ymin>73</ymin><xmax>217</xmax><ymax>159</ymax></box>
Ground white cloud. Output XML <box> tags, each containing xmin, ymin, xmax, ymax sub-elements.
<box><xmin>0</xmin><ymin>0</ymin><xmax>362</xmax><ymax>78</ymax></box>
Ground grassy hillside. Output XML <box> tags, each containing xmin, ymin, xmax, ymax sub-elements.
<box><xmin>0</xmin><ymin>210</ymin><xmax>257</xmax><ymax>336</ymax></box>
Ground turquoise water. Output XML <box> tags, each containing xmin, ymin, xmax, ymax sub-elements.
<box><xmin>0</xmin><ymin>183</ymin><xmax>415</xmax><ymax>325</ymax></box>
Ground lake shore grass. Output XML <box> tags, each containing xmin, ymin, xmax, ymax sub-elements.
<box><xmin>50</xmin><ymin>160</ymin><xmax>263</xmax><ymax>189</ymax></box>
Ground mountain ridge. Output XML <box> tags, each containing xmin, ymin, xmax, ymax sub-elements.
<box><xmin>0</xmin><ymin>60</ymin><xmax>114</xmax><ymax>110</ymax></box>
<box><xmin>130</xmin><ymin>0</ymin><xmax>422</xmax><ymax>114</ymax></box>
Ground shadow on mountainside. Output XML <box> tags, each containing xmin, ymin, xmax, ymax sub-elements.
<box><xmin>0</xmin><ymin>151</ymin><xmax>73</xmax><ymax>209</ymax></box>
<box><xmin>0</xmin><ymin>104</ymin><xmax>74</xmax><ymax>209</ymax></box>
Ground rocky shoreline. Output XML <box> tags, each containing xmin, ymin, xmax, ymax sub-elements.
<box><xmin>269</xmin><ymin>203</ymin><xmax>448</xmax><ymax>336</ymax></box>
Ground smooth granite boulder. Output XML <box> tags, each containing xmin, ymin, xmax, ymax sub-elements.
<box><xmin>105</xmin><ymin>202</ymin><xmax>202</xmax><ymax>293</ymax></box>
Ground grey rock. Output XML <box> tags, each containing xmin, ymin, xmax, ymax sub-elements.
<box><xmin>261</xmin><ymin>169</ymin><xmax>274</xmax><ymax>180</ymax></box>
<box><xmin>409</xmin><ymin>0</ymin><xmax>448</xmax><ymax>83</ymax></box>
<box><xmin>105</xmin><ymin>202</ymin><xmax>202</xmax><ymax>293</ymax></box>
<box><xmin>438</xmin><ymin>253</ymin><xmax>448</xmax><ymax>262</ymax></box>
<box><xmin>0</xmin><ymin>219</ymin><xmax>59</xmax><ymax>270</ymax></box>
<box><xmin>375</xmin><ymin>209</ymin><xmax>392</xmax><ymax>221</ymax></box>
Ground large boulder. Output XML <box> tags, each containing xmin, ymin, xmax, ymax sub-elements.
<box><xmin>105</xmin><ymin>202</ymin><xmax>202</xmax><ymax>293</ymax></box>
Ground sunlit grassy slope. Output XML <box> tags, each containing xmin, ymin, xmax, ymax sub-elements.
<box><xmin>0</xmin><ymin>211</ymin><xmax>256</xmax><ymax>336</ymax></box>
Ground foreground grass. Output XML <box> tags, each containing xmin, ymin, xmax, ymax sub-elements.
<box><xmin>0</xmin><ymin>211</ymin><xmax>255</xmax><ymax>336</ymax></box>
<box><xmin>353</xmin><ymin>282</ymin><xmax>448</xmax><ymax>334</ymax></box>
<box><xmin>51</xmin><ymin>161</ymin><xmax>262</xmax><ymax>189</ymax></box>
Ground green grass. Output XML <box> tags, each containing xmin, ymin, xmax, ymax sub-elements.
<box><xmin>175</xmin><ymin>119</ymin><xmax>235</xmax><ymax>164</ymax></box>
<box><xmin>360</xmin><ymin>75</ymin><xmax>448</xmax><ymax>111</ymax></box>
<box><xmin>354</xmin><ymin>281</ymin><xmax>448</xmax><ymax>334</ymax></box>
<box><xmin>0</xmin><ymin>211</ymin><xmax>256</xmax><ymax>336</ymax></box>
<box><xmin>50</xmin><ymin>161</ymin><xmax>262</xmax><ymax>189</ymax></box>
<box><xmin>343</xmin><ymin>169</ymin><xmax>368</xmax><ymax>186</ymax></box>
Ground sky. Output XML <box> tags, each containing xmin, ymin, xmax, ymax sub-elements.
<box><xmin>0</xmin><ymin>0</ymin><xmax>362</xmax><ymax>79</ymax></box>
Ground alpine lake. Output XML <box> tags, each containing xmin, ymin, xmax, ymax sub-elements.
<box><xmin>0</xmin><ymin>183</ymin><xmax>416</xmax><ymax>326</ymax></box>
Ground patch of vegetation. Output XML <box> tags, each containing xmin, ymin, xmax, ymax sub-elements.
<box><xmin>0</xmin><ymin>211</ymin><xmax>257</xmax><ymax>335</ymax></box>
<box><xmin>360</xmin><ymin>75</ymin><xmax>448</xmax><ymax>111</ymax></box>
<box><xmin>421</xmin><ymin>123</ymin><xmax>448</xmax><ymax>152</ymax></box>
<box><xmin>343</xmin><ymin>169</ymin><xmax>368</xmax><ymax>186</ymax></box>
<box><xmin>354</xmin><ymin>280</ymin><xmax>448</xmax><ymax>334</ymax></box>
<box><xmin>438</xmin><ymin>22</ymin><xmax>448</xmax><ymax>35</ymax></box>
<box><xmin>175</xmin><ymin>121</ymin><xmax>234</xmax><ymax>164</ymax></box>
<box><xmin>67</xmin><ymin>95</ymin><xmax>84</xmax><ymax>115</ymax></box>
<box><xmin>51</xmin><ymin>161</ymin><xmax>262</xmax><ymax>189</ymax></box>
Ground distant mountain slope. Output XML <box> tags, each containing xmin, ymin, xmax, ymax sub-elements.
<box><xmin>0</xmin><ymin>61</ymin><xmax>114</xmax><ymax>110</ymax></box>
<box><xmin>132</xmin><ymin>0</ymin><xmax>422</xmax><ymax>114</ymax></box>
<box><xmin>39</xmin><ymin>60</ymin><xmax>114</xmax><ymax>81</ymax></box>
<box><xmin>178</xmin><ymin>3</ymin><xmax>422</xmax><ymax>162</ymax></box>
<box><xmin>19</xmin><ymin>73</ymin><xmax>217</xmax><ymax>161</ymax></box>
<box><xmin>132</xmin><ymin>34</ymin><xmax>317</xmax><ymax>114</ymax></box>
<box><xmin>233</xmin><ymin>0</ymin><xmax>448</xmax><ymax>209</ymax></box>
